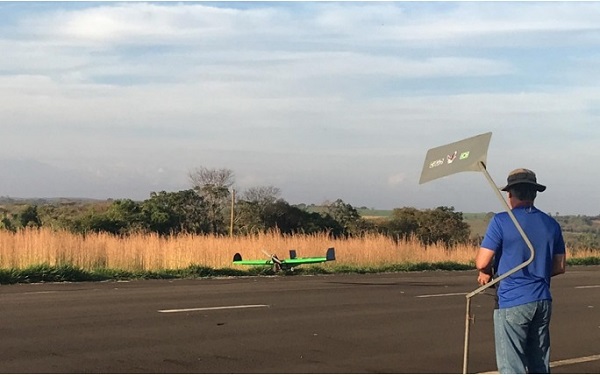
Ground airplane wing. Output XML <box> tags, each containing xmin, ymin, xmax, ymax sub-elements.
<box><xmin>232</xmin><ymin>248</ymin><xmax>335</xmax><ymax>267</ymax></box>
<box><xmin>232</xmin><ymin>259</ymin><xmax>277</xmax><ymax>266</ymax></box>
<box><xmin>281</xmin><ymin>257</ymin><xmax>328</xmax><ymax>265</ymax></box>
<box><xmin>281</xmin><ymin>247</ymin><xmax>336</xmax><ymax>265</ymax></box>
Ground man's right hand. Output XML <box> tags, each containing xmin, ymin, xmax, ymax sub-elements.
<box><xmin>477</xmin><ymin>271</ymin><xmax>492</xmax><ymax>286</ymax></box>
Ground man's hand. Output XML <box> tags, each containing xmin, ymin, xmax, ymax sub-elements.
<box><xmin>477</xmin><ymin>271</ymin><xmax>492</xmax><ymax>286</ymax></box>
<box><xmin>475</xmin><ymin>247</ymin><xmax>495</xmax><ymax>286</ymax></box>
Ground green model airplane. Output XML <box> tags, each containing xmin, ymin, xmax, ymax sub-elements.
<box><xmin>233</xmin><ymin>247</ymin><xmax>336</xmax><ymax>272</ymax></box>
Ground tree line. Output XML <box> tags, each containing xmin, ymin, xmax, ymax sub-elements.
<box><xmin>0</xmin><ymin>167</ymin><xmax>472</xmax><ymax>247</ymax></box>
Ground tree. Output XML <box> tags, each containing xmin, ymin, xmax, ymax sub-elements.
<box><xmin>18</xmin><ymin>205</ymin><xmax>42</xmax><ymax>228</ymax></box>
<box><xmin>0</xmin><ymin>215</ymin><xmax>15</xmax><ymax>232</ymax></box>
<box><xmin>106</xmin><ymin>199</ymin><xmax>144</xmax><ymax>233</ymax></box>
<box><xmin>416</xmin><ymin>206</ymin><xmax>470</xmax><ymax>247</ymax></box>
<box><xmin>236</xmin><ymin>186</ymin><xmax>282</xmax><ymax>234</ymax></box>
<box><xmin>235</xmin><ymin>200</ymin><xmax>264</xmax><ymax>234</ymax></box>
<box><xmin>69</xmin><ymin>200</ymin><xmax>140</xmax><ymax>235</ymax></box>
<box><xmin>380</xmin><ymin>206</ymin><xmax>470</xmax><ymax>247</ymax></box>
<box><xmin>384</xmin><ymin>207</ymin><xmax>421</xmax><ymax>241</ymax></box>
<box><xmin>260</xmin><ymin>200</ymin><xmax>343</xmax><ymax>236</ymax></box>
<box><xmin>324</xmin><ymin>199</ymin><xmax>363</xmax><ymax>236</ymax></box>
<box><xmin>260</xmin><ymin>200</ymin><xmax>302</xmax><ymax>234</ymax></box>
<box><xmin>240</xmin><ymin>186</ymin><xmax>281</xmax><ymax>205</ymax></box>
<box><xmin>189</xmin><ymin>167</ymin><xmax>235</xmax><ymax>234</ymax></box>
<box><xmin>141</xmin><ymin>190</ymin><xmax>210</xmax><ymax>235</ymax></box>
<box><xmin>78</xmin><ymin>213</ymin><xmax>126</xmax><ymax>235</ymax></box>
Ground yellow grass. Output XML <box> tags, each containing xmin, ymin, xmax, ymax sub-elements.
<box><xmin>0</xmin><ymin>228</ymin><xmax>597</xmax><ymax>272</ymax></box>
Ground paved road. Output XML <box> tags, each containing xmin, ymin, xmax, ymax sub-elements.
<box><xmin>1</xmin><ymin>266</ymin><xmax>598</xmax><ymax>373</ymax></box>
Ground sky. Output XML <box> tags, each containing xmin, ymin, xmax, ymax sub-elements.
<box><xmin>1</xmin><ymin>1</ymin><xmax>599</xmax><ymax>215</ymax></box>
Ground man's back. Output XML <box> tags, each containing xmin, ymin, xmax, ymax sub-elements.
<box><xmin>476</xmin><ymin>168</ymin><xmax>566</xmax><ymax>374</ymax></box>
<box><xmin>482</xmin><ymin>206</ymin><xmax>565</xmax><ymax>308</ymax></box>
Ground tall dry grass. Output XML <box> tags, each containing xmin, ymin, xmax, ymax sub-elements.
<box><xmin>0</xmin><ymin>228</ymin><xmax>596</xmax><ymax>272</ymax></box>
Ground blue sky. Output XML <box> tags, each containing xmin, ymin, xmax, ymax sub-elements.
<box><xmin>1</xmin><ymin>1</ymin><xmax>599</xmax><ymax>215</ymax></box>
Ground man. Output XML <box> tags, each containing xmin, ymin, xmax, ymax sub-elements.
<box><xmin>476</xmin><ymin>168</ymin><xmax>566</xmax><ymax>374</ymax></box>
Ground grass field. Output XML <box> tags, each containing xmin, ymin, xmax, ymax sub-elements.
<box><xmin>0</xmin><ymin>228</ymin><xmax>478</xmax><ymax>271</ymax></box>
<box><xmin>0</xmin><ymin>228</ymin><xmax>598</xmax><ymax>276</ymax></box>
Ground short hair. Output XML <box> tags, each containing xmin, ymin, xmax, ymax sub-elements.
<box><xmin>509</xmin><ymin>183</ymin><xmax>537</xmax><ymax>201</ymax></box>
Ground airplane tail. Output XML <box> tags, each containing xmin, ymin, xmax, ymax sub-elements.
<box><xmin>326</xmin><ymin>247</ymin><xmax>336</xmax><ymax>261</ymax></box>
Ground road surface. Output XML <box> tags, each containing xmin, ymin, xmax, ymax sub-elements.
<box><xmin>1</xmin><ymin>266</ymin><xmax>598</xmax><ymax>373</ymax></box>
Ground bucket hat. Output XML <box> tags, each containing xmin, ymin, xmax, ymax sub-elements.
<box><xmin>501</xmin><ymin>168</ymin><xmax>546</xmax><ymax>192</ymax></box>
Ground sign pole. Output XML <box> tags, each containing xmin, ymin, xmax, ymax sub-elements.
<box><xmin>461</xmin><ymin>161</ymin><xmax>536</xmax><ymax>373</ymax></box>
<box><xmin>418</xmin><ymin>133</ymin><xmax>536</xmax><ymax>373</ymax></box>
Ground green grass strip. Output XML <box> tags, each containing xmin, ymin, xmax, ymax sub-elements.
<box><xmin>0</xmin><ymin>257</ymin><xmax>597</xmax><ymax>284</ymax></box>
<box><xmin>566</xmin><ymin>257</ymin><xmax>600</xmax><ymax>266</ymax></box>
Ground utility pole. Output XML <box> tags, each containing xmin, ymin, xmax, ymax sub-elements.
<box><xmin>229</xmin><ymin>189</ymin><xmax>235</xmax><ymax>237</ymax></box>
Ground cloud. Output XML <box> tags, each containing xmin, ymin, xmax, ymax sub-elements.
<box><xmin>388</xmin><ymin>173</ymin><xmax>406</xmax><ymax>187</ymax></box>
<box><xmin>5</xmin><ymin>2</ymin><xmax>598</xmax><ymax>89</ymax></box>
<box><xmin>13</xmin><ymin>2</ymin><xmax>600</xmax><ymax>47</ymax></box>
<box><xmin>375</xmin><ymin>3</ymin><xmax>600</xmax><ymax>46</ymax></box>
<box><xmin>0</xmin><ymin>159</ymin><xmax>185</xmax><ymax>199</ymax></box>
<box><xmin>1</xmin><ymin>2</ymin><xmax>600</xmax><ymax>214</ymax></box>
<box><xmin>18</xmin><ymin>3</ymin><xmax>281</xmax><ymax>45</ymax></box>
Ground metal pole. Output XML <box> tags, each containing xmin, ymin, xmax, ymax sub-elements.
<box><xmin>462</xmin><ymin>162</ymin><xmax>536</xmax><ymax>373</ymax></box>
<box><xmin>229</xmin><ymin>189</ymin><xmax>235</xmax><ymax>238</ymax></box>
<box><xmin>463</xmin><ymin>298</ymin><xmax>472</xmax><ymax>374</ymax></box>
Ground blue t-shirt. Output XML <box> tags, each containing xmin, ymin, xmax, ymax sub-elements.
<box><xmin>481</xmin><ymin>206</ymin><xmax>565</xmax><ymax>309</ymax></box>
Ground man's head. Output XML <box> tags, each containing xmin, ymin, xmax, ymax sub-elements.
<box><xmin>501</xmin><ymin>168</ymin><xmax>546</xmax><ymax>205</ymax></box>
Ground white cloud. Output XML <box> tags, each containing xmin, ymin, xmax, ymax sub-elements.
<box><xmin>388</xmin><ymin>173</ymin><xmax>406</xmax><ymax>187</ymax></box>
<box><xmin>13</xmin><ymin>2</ymin><xmax>600</xmax><ymax>48</ymax></box>
<box><xmin>379</xmin><ymin>3</ymin><xmax>600</xmax><ymax>45</ymax></box>
<box><xmin>19</xmin><ymin>3</ymin><xmax>283</xmax><ymax>45</ymax></box>
<box><xmin>1</xmin><ymin>2</ymin><xmax>600</xmax><ymax>214</ymax></box>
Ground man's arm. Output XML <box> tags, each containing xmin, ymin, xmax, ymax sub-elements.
<box><xmin>475</xmin><ymin>247</ymin><xmax>495</xmax><ymax>285</ymax></box>
<box><xmin>476</xmin><ymin>247</ymin><xmax>494</xmax><ymax>273</ymax></box>
<box><xmin>552</xmin><ymin>254</ymin><xmax>566</xmax><ymax>276</ymax></box>
<box><xmin>552</xmin><ymin>225</ymin><xmax>566</xmax><ymax>277</ymax></box>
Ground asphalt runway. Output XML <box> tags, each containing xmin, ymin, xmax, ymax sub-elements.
<box><xmin>1</xmin><ymin>266</ymin><xmax>598</xmax><ymax>374</ymax></box>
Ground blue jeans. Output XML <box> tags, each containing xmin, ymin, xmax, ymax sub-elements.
<box><xmin>493</xmin><ymin>300</ymin><xmax>552</xmax><ymax>374</ymax></box>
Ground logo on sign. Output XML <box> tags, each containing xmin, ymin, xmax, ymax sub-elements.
<box><xmin>429</xmin><ymin>158</ymin><xmax>444</xmax><ymax>169</ymax></box>
<box><xmin>447</xmin><ymin>151</ymin><xmax>458</xmax><ymax>164</ymax></box>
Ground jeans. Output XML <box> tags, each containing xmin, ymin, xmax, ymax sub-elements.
<box><xmin>494</xmin><ymin>300</ymin><xmax>552</xmax><ymax>374</ymax></box>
